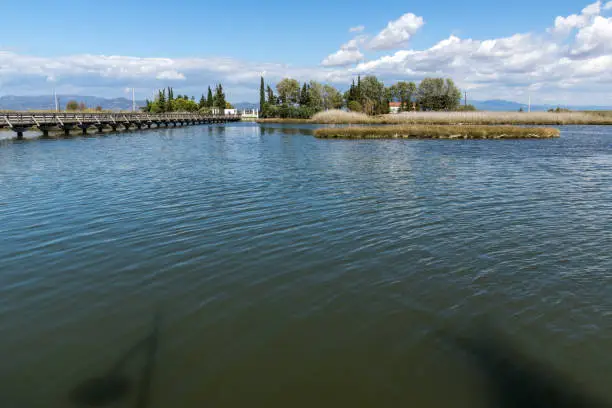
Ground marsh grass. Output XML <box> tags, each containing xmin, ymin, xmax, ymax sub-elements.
<box><xmin>314</xmin><ymin>124</ymin><xmax>560</xmax><ymax>139</ymax></box>
<box><xmin>309</xmin><ymin>110</ymin><xmax>612</xmax><ymax>125</ymax></box>
<box><xmin>256</xmin><ymin>118</ymin><xmax>312</xmax><ymax>124</ymax></box>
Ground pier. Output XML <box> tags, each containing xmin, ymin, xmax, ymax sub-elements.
<box><xmin>0</xmin><ymin>112</ymin><xmax>241</xmax><ymax>139</ymax></box>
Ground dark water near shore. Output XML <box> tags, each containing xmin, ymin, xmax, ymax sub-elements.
<box><xmin>1</xmin><ymin>123</ymin><xmax>611</xmax><ymax>407</ymax></box>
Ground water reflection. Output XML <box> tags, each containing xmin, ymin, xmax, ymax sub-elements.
<box><xmin>259</xmin><ymin>126</ymin><xmax>313</xmax><ymax>136</ymax></box>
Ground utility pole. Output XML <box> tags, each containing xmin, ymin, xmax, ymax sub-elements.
<box><xmin>528</xmin><ymin>95</ymin><xmax>531</xmax><ymax>113</ymax></box>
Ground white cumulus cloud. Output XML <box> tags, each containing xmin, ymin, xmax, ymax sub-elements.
<box><xmin>571</xmin><ymin>15</ymin><xmax>612</xmax><ymax>56</ymax></box>
<box><xmin>156</xmin><ymin>70</ymin><xmax>186</xmax><ymax>80</ymax></box>
<box><xmin>321</xmin><ymin>37</ymin><xmax>366</xmax><ymax>67</ymax></box>
<box><xmin>367</xmin><ymin>13</ymin><xmax>424</xmax><ymax>50</ymax></box>
<box><xmin>550</xmin><ymin>1</ymin><xmax>601</xmax><ymax>35</ymax></box>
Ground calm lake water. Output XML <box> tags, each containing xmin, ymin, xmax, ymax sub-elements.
<box><xmin>1</xmin><ymin>123</ymin><xmax>611</xmax><ymax>407</ymax></box>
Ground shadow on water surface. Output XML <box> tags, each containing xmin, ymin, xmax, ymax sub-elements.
<box><xmin>67</xmin><ymin>315</ymin><xmax>611</xmax><ymax>407</ymax></box>
<box><xmin>69</xmin><ymin>314</ymin><xmax>160</xmax><ymax>407</ymax></box>
<box><xmin>438</xmin><ymin>322</ymin><xmax>611</xmax><ymax>408</ymax></box>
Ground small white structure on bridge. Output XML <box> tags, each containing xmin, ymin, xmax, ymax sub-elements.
<box><xmin>210</xmin><ymin>108</ymin><xmax>258</xmax><ymax>118</ymax></box>
<box><xmin>240</xmin><ymin>109</ymin><xmax>259</xmax><ymax>119</ymax></box>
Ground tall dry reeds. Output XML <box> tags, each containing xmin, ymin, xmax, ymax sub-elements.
<box><xmin>310</xmin><ymin>110</ymin><xmax>612</xmax><ymax>125</ymax></box>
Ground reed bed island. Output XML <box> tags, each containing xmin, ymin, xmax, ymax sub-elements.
<box><xmin>314</xmin><ymin>124</ymin><xmax>561</xmax><ymax>140</ymax></box>
<box><xmin>258</xmin><ymin>110</ymin><xmax>612</xmax><ymax>125</ymax></box>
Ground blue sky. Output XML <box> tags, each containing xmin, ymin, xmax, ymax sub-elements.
<box><xmin>1</xmin><ymin>0</ymin><xmax>612</xmax><ymax>104</ymax></box>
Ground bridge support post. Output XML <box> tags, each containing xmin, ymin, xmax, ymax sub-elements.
<box><xmin>13</xmin><ymin>127</ymin><xmax>28</xmax><ymax>140</ymax></box>
<box><xmin>79</xmin><ymin>125</ymin><xmax>90</xmax><ymax>135</ymax></box>
<box><xmin>62</xmin><ymin>125</ymin><xmax>74</xmax><ymax>137</ymax></box>
<box><xmin>95</xmin><ymin>125</ymin><xmax>105</xmax><ymax>133</ymax></box>
<box><xmin>39</xmin><ymin>126</ymin><xmax>54</xmax><ymax>138</ymax></box>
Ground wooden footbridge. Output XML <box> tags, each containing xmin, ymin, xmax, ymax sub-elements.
<box><xmin>0</xmin><ymin>112</ymin><xmax>241</xmax><ymax>139</ymax></box>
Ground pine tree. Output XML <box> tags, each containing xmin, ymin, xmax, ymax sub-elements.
<box><xmin>199</xmin><ymin>94</ymin><xmax>206</xmax><ymax>109</ymax></box>
<box><xmin>207</xmin><ymin>86</ymin><xmax>213</xmax><ymax>107</ymax></box>
<box><xmin>259</xmin><ymin>77</ymin><xmax>266</xmax><ymax>113</ymax></box>
<box><xmin>356</xmin><ymin>76</ymin><xmax>362</xmax><ymax>102</ymax></box>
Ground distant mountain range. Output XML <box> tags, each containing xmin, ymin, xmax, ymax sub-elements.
<box><xmin>0</xmin><ymin>95</ymin><xmax>146</xmax><ymax>111</ymax></box>
<box><xmin>1</xmin><ymin>95</ymin><xmax>610</xmax><ymax>112</ymax></box>
<box><xmin>232</xmin><ymin>102</ymin><xmax>258</xmax><ymax>111</ymax></box>
<box><xmin>472</xmin><ymin>99</ymin><xmax>612</xmax><ymax>112</ymax></box>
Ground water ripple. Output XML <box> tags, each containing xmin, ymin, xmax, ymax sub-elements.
<box><xmin>0</xmin><ymin>124</ymin><xmax>611</xmax><ymax>407</ymax></box>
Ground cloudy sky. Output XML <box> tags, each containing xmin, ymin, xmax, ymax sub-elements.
<box><xmin>1</xmin><ymin>0</ymin><xmax>612</xmax><ymax>105</ymax></box>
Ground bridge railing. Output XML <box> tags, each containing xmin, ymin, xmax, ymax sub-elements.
<box><xmin>1</xmin><ymin>112</ymin><xmax>241</xmax><ymax>127</ymax></box>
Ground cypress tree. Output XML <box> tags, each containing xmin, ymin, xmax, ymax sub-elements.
<box><xmin>266</xmin><ymin>85</ymin><xmax>275</xmax><ymax>105</ymax></box>
<box><xmin>166</xmin><ymin>87</ymin><xmax>174</xmax><ymax>112</ymax></box>
<box><xmin>215</xmin><ymin>84</ymin><xmax>226</xmax><ymax>113</ymax></box>
<box><xmin>300</xmin><ymin>83</ymin><xmax>309</xmax><ymax>106</ymax></box>
<box><xmin>259</xmin><ymin>77</ymin><xmax>265</xmax><ymax>113</ymax></box>
<box><xmin>207</xmin><ymin>86</ymin><xmax>213</xmax><ymax>107</ymax></box>
<box><xmin>199</xmin><ymin>94</ymin><xmax>206</xmax><ymax>108</ymax></box>
<box><xmin>158</xmin><ymin>89</ymin><xmax>166</xmax><ymax>112</ymax></box>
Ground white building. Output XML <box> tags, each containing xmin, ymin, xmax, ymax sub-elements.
<box><xmin>240</xmin><ymin>109</ymin><xmax>259</xmax><ymax>119</ymax></box>
<box><xmin>211</xmin><ymin>108</ymin><xmax>238</xmax><ymax>115</ymax></box>
<box><xmin>389</xmin><ymin>102</ymin><xmax>402</xmax><ymax>114</ymax></box>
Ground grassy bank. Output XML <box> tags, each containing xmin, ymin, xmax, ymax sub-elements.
<box><xmin>314</xmin><ymin>125</ymin><xmax>560</xmax><ymax>140</ymax></box>
<box><xmin>259</xmin><ymin>110</ymin><xmax>612</xmax><ymax>125</ymax></box>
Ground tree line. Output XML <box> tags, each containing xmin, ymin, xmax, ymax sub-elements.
<box><xmin>260</xmin><ymin>78</ymin><xmax>343</xmax><ymax>118</ymax></box>
<box><xmin>143</xmin><ymin>85</ymin><xmax>232</xmax><ymax>113</ymax></box>
<box><xmin>259</xmin><ymin>76</ymin><xmax>465</xmax><ymax>118</ymax></box>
